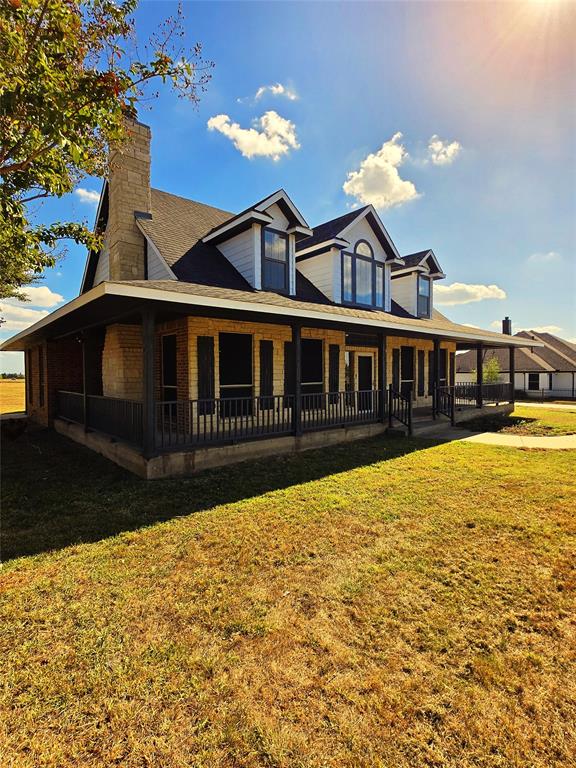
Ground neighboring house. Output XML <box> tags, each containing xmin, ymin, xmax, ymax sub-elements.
<box><xmin>456</xmin><ymin>325</ymin><xmax>576</xmax><ymax>399</ymax></box>
<box><xmin>1</xmin><ymin>120</ymin><xmax>537</xmax><ymax>477</ymax></box>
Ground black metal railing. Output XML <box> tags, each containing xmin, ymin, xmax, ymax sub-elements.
<box><xmin>481</xmin><ymin>382</ymin><xmax>513</xmax><ymax>405</ymax></box>
<box><xmin>156</xmin><ymin>394</ymin><xmax>295</xmax><ymax>449</ymax></box>
<box><xmin>86</xmin><ymin>395</ymin><xmax>143</xmax><ymax>445</ymax></box>
<box><xmin>301</xmin><ymin>389</ymin><xmax>381</xmax><ymax>432</ymax></box>
<box><xmin>518</xmin><ymin>388</ymin><xmax>576</xmax><ymax>402</ymax></box>
<box><xmin>388</xmin><ymin>386</ymin><xmax>413</xmax><ymax>435</ymax></box>
<box><xmin>58</xmin><ymin>390</ymin><xmax>84</xmax><ymax>424</ymax></box>
<box><xmin>435</xmin><ymin>385</ymin><xmax>455</xmax><ymax>424</ymax></box>
<box><xmin>443</xmin><ymin>382</ymin><xmax>514</xmax><ymax>408</ymax></box>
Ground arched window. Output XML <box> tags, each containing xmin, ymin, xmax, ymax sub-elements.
<box><xmin>342</xmin><ymin>239</ymin><xmax>385</xmax><ymax>308</ymax></box>
<box><xmin>354</xmin><ymin>240</ymin><xmax>373</xmax><ymax>258</ymax></box>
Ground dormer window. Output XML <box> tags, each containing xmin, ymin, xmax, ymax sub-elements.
<box><xmin>417</xmin><ymin>275</ymin><xmax>431</xmax><ymax>317</ymax></box>
<box><xmin>341</xmin><ymin>240</ymin><xmax>385</xmax><ymax>309</ymax></box>
<box><xmin>262</xmin><ymin>228</ymin><xmax>289</xmax><ymax>292</ymax></box>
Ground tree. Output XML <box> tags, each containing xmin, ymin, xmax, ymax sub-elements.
<box><xmin>472</xmin><ymin>356</ymin><xmax>501</xmax><ymax>384</ymax></box>
<box><xmin>0</xmin><ymin>0</ymin><xmax>213</xmax><ymax>299</ymax></box>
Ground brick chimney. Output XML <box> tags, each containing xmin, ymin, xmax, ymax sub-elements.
<box><xmin>107</xmin><ymin>119</ymin><xmax>151</xmax><ymax>281</ymax></box>
<box><xmin>502</xmin><ymin>316</ymin><xmax>512</xmax><ymax>335</ymax></box>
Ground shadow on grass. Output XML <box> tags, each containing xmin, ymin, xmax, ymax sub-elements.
<box><xmin>457</xmin><ymin>414</ymin><xmax>538</xmax><ymax>434</ymax></box>
<box><xmin>1</xmin><ymin>426</ymin><xmax>440</xmax><ymax>562</ymax></box>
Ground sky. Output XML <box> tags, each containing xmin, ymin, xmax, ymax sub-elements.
<box><xmin>2</xmin><ymin>0</ymin><xmax>575</xmax><ymax>373</ymax></box>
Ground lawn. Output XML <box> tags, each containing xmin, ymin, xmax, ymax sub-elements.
<box><xmin>1</xmin><ymin>428</ymin><xmax>575</xmax><ymax>767</ymax></box>
<box><xmin>459</xmin><ymin>404</ymin><xmax>576</xmax><ymax>436</ymax></box>
<box><xmin>0</xmin><ymin>379</ymin><xmax>25</xmax><ymax>414</ymax></box>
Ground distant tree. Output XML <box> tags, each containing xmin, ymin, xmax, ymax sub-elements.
<box><xmin>472</xmin><ymin>356</ymin><xmax>501</xmax><ymax>384</ymax></box>
<box><xmin>0</xmin><ymin>0</ymin><xmax>213</xmax><ymax>299</ymax></box>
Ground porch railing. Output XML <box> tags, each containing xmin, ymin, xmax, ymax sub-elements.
<box><xmin>58</xmin><ymin>391</ymin><xmax>84</xmax><ymax>424</ymax></box>
<box><xmin>436</xmin><ymin>386</ymin><xmax>455</xmax><ymax>424</ymax></box>
<box><xmin>435</xmin><ymin>382</ymin><xmax>513</xmax><ymax>418</ymax></box>
<box><xmin>301</xmin><ymin>389</ymin><xmax>381</xmax><ymax>432</ymax></box>
<box><xmin>156</xmin><ymin>394</ymin><xmax>294</xmax><ymax>449</ymax></box>
<box><xmin>388</xmin><ymin>386</ymin><xmax>413</xmax><ymax>435</ymax></box>
<box><xmin>57</xmin><ymin>391</ymin><xmax>143</xmax><ymax>445</ymax></box>
<box><xmin>86</xmin><ymin>395</ymin><xmax>143</xmax><ymax>445</ymax></box>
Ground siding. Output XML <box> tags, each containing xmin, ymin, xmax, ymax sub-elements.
<box><xmin>341</xmin><ymin>216</ymin><xmax>387</xmax><ymax>262</ymax></box>
<box><xmin>296</xmin><ymin>251</ymin><xmax>335</xmax><ymax>301</ymax></box>
<box><xmin>392</xmin><ymin>272</ymin><xmax>417</xmax><ymax>315</ymax></box>
<box><xmin>264</xmin><ymin>202</ymin><xmax>290</xmax><ymax>231</ymax></box>
<box><xmin>217</xmin><ymin>225</ymin><xmax>257</xmax><ymax>287</ymax></box>
<box><xmin>93</xmin><ymin>245</ymin><xmax>110</xmax><ymax>285</ymax></box>
<box><xmin>146</xmin><ymin>239</ymin><xmax>175</xmax><ymax>280</ymax></box>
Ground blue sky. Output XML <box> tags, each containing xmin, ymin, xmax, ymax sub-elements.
<box><xmin>2</xmin><ymin>0</ymin><xmax>575</xmax><ymax>372</ymax></box>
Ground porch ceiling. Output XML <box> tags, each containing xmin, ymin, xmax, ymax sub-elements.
<box><xmin>0</xmin><ymin>279</ymin><xmax>542</xmax><ymax>351</ymax></box>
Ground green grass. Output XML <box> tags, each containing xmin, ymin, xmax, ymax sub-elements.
<box><xmin>1</xmin><ymin>428</ymin><xmax>575</xmax><ymax>767</ymax></box>
<box><xmin>459</xmin><ymin>404</ymin><xmax>576</xmax><ymax>436</ymax></box>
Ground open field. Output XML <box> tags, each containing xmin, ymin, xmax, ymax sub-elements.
<box><xmin>459</xmin><ymin>404</ymin><xmax>576</xmax><ymax>436</ymax></box>
<box><xmin>0</xmin><ymin>379</ymin><xmax>25</xmax><ymax>414</ymax></box>
<box><xmin>1</xmin><ymin>428</ymin><xmax>575</xmax><ymax>767</ymax></box>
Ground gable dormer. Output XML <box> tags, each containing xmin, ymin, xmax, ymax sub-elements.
<box><xmin>201</xmin><ymin>190</ymin><xmax>312</xmax><ymax>295</ymax></box>
<box><xmin>295</xmin><ymin>205</ymin><xmax>403</xmax><ymax>310</ymax></box>
<box><xmin>391</xmin><ymin>249</ymin><xmax>445</xmax><ymax>318</ymax></box>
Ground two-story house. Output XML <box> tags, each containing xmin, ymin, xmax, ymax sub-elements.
<box><xmin>1</xmin><ymin>120</ymin><xmax>536</xmax><ymax>478</ymax></box>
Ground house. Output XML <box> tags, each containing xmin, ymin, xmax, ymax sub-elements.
<box><xmin>1</xmin><ymin>120</ymin><xmax>538</xmax><ymax>478</ymax></box>
<box><xmin>456</xmin><ymin>322</ymin><xmax>576</xmax><ymax>399</ymax></box>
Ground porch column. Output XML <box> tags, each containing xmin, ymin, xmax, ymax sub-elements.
<box><xmin>378</xmin><ymin>331</ymin><xmax>387</xmax><ymax>422</ymax></box>
<box><xmin>292</xmin><ymin>321</ymin><xmax>302</xmax><ymax>436</ymax></box>
<box><xmin>476</xmin><ymin>344</ymin><xmax>483</xmax><ymax>408</ymax></box>
<box><xmin>82</xmin><ymin>334</ymin><xmax>89</xmax><ymax>431</ymax></box>
<box><xmin>508</xmin><ymin>345</ymin><xmax>516</xmax><ymax>404</ymax></box>
<box><xmin>142</xmin><ymin>307</ymin><xmax>156</xmax><ymax>458</ymax></box>
<box><xmin>432</xmin><ymin>338</ymin><xmax>441</xmax><ymax>418</ymax></box>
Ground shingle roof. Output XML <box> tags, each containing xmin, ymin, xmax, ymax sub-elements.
<box><xmin>113</xmin><ymin>279</ymin><xmax>526</xmax><ymax>345</ymax></box>
<box><xmin>456</xmin><ymin>330</ymin><xmax>576</xmax><ymax>374</ymax></box>
<box><xmin>295</xmin><ymin>207</ymin><xmax>369</xmax><ymax>250</ymax></box>
<box><xmin>456</xmin><ymin>347</ymin><xmax>553</xmax><ymax>374</ymax></box>
<box><xmin>391</xmin><ymin>251</ymin><xmax>430</xmax><ymax>272</ymax></box>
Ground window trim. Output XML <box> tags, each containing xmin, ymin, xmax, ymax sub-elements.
<box><xmin>341</xmin><ymin>249</ymin><xmax>386</xmax><ymax>309</ymax></box>
<box><xmin>417</xmin><ymin>275</ymin><xmax>431</xmax><ymax>318</ymax></box>
<box><xmin>528</xmin><ymin>372</ymin><xmax>540</xmax><ymax>391</ymax></box>
<box><xmin>261</xmin><ymin>226</ymin><xmax>290</xmax><ymax>294</ymax></box>
<box><xmin>354</xmin><ymin>239</ymin><xmax>374</xmax><ymax>258</ymax></box>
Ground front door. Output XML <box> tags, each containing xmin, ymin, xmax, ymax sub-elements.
<box><xmin>161</xmin><ymin>334</ymin><xmax>177</xmax><ymax>402</ymax></box>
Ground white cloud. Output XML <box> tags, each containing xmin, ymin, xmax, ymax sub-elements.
<box><xmin>527</xmin><ymin>251</ymin><xmax>562</xmax><ymax>264</ymax></box>
<box><xmin>74</xmin><ymin>188</ymin><xmax>100</xmax><ymax>205</ymax></box>
<box><xmin>255</xmin><ymin>83</ymin><xmax>298</xmax><ymax>102</ymax></box>
<box><xmin>238</xmin><ymin>83</ymin><xmax>298</xmax><ymax>104</ymax></box>
<box><xmin>490</xmin><ymin>320</ymin><xmax>564</xmax><ymax>335</ymax></box>
<box><xmin>343</xmin><ymin>133</ymin><xmax>419</xmax><ymax>209</ymax></box>
<box><xmin>3</xmin><ymin>286</ymin><xmax>64</xmax><ymax>308</ymax></box>
<box><xmin>0</xmin><ymin>304</ymin><xmax>50</xmax><ymax>331</ymax></box>
<box><xmin>1</xmin><ymin>286</ymin><xmax>65</xmax><ymax>331</ymax></box>
<box><xmin>207</xmin><ymin>111</ymin><xmax>300</xmax><ymax>161</ymax></box>
<box><xmin>434</xmin><ymin>282</ymin><xmax>507</xmax><ymax>306</ymax></box>
<box><xmin>427</xmin><ymin>135</ymin><xmax>462</xmax><ymax>166</ymax></box>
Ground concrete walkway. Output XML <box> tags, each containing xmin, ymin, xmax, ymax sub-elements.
<box><xmin>516</xmin><ymin>401</ymin><xmax>576</xmax><ymax>412</ymax></box>
<box><xmin>461</xmin><ymin>432</ymin><xmax>576</xmax><ymax>450</ymax></box>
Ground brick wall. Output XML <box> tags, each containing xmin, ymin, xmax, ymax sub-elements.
<box><xmin>25</xmin><ymin>337</ymin><xmax>83</xmax><ymax>427</ymax></box>
<box><xmin>102</xmin><ymin>324</ymin><xmax>143</xmax><ymax>400</ymax></box>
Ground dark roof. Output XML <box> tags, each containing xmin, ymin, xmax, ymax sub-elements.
<box><xmin>518</xmin><ymin>332</ymin><xmax>576</xmax><ymax>368</ymax></box>
<box><xmin>392</xmin><ymin>250</ymin><xmax>430</xmax><ymax>271</ymax></box>
<box><xmin>390</xmin><ymin>300</ymin><xmax>416</xmax><ymax>319</ymax></box>
<box><xmin>296</xmin><ymin>207</ymin><xmax>369</xmax><ymax>250</ymax></box>
<box><xmin>456</xmin><ymin>346</ymin><xmax>553</xmax><ymax>374</ymax></box>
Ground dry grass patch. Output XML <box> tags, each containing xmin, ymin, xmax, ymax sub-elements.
<box><xmin>0</xmin><ymin>380</ymin><xmax>25</xmax><ymax>414</ymax></box>
<box><xmin>1</xmin><ymin>429</ymin><xmax>575</xmax><ymax>767</ymax></box>
<box><xmin>459</xmin><ymin>404</ymin><xmax>576</xmax><ymax>437</ymax></box>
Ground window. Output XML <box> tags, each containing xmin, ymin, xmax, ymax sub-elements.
<box><xmin>262</xmin><ymin>228</ymin><xmax>288</xmax><ymax>292</ymax></box>
<box><xmin>161</xmin><ymin>335</ymin><xmax>177</xmax><ymax>402</ymax></box>
<box><xmin>219</xmin><ymin>332</ymin><xmax>253</xmax><ymax>416</ymax></box>
<box><xmin>418</xmin><ymin>275</ymin><xmax>431</xmax><ymax>317</ymax></box>
<box><xmin>341</xmin><ymin>240</ymin><xmax>385</xmax><ymax>309</ymax></box>
<box><xmin>528</xmin><ymin>373</ymin><xmax>540</xmax><ymax>391</ymax></box>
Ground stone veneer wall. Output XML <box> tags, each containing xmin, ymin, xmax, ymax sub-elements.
<box><xmin>102</xmin><ymin>324</ymin><xmax>143</xmax><ymax>400</ymax></box>
<box><xmin>107</xmin><ymin>120</ymin><xmax>151</xmax><ymax>282</ymax></box>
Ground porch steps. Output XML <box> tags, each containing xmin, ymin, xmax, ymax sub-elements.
<box><xmin>386</xmin><ymin>415</ymin><xmax>454</xmax><ymax>438</ymax></box>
